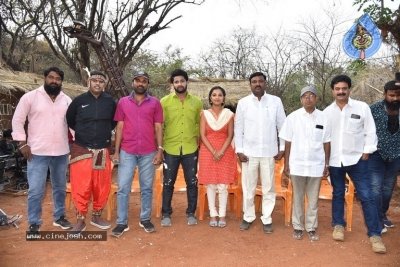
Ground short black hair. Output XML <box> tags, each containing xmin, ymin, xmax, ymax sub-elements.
<box><xmin>2</xmin><ymin>129</ymin><xmax>12</xmax><ymax>138</ymax></box>
<box><xmin>330</xmin><ymin>74</ymin><xmax>351</xmax><ymax>89</ymax></box>
<box><xmin>384</xmin><ymin>80</ymin><xmax>400</xmax><ymax>93</ymax></box>
<box><xmin>170</xmin><ymin>69</ymin><xmax>188</xmax><ymax>83</ymax></box>
<box><xmin>208</xmin><ymin>86</ymin><xmax>226</xmax><ymax>105</ymax></box>
<box><xmin>249</xmin><ymin>72</ymin><xmax>266</xmax><ymax>83</ymax></box>
<box><xmin>44</xmin><ymin>67</ymin><xmax>64</xmax><ymax>81</ymax></box>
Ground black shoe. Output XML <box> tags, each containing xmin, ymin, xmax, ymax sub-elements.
<box><xmin>240</xmin><ymin>220</ymin><xmax>252</xmax><ymax>231</ymax></box>
<box><xmin>28</xmin><ymin>223</ymin><xmax>40</xmax><ymax>234</ymax></box>
<box><xmin>139</xmin><ymin>220</ymin><xmax>156</xmax><ymax>233</ymax></box>
<box><xmin>110</xmin><ymin>224</ymin><xmax>129</xmax><ymax>238</ymax></box>
<box><xmin>53</xmin><ymin>215</ymin><xmax>73</xmax><ymax>230</ymax></box>
<box><xmin>263</xmin><ymin>223</ymin><xmax>274</xmax><ymax>234</ymax></box>
<box><xmin>292</xmin><ymin>229</ymin><xmax>303</xmax><ymax>240</ymax></box>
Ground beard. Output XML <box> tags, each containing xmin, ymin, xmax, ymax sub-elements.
<box><xmin>174</xmin><ymin>85</ymin><xmax>187</xmax><ymax>94</ymax></box>
<box><xmin>44</xmin><ymin>83</ymin><xmax>62</xmax><ymax>96</ymax></box>
<box><xmin>385</xmin><ymin>99</ymin><xmax>400</xmax><ymax>111</ymax></box>
<box><xmin>133</xmin><ymin>86</ymin><xmax>147</xmax><ymax>95</ymax></box>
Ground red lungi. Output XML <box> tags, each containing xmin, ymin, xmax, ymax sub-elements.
<box><xmin>70</xmin><ymin>149</ymin><xmax>112</xmax><ymax>216</ymax></box>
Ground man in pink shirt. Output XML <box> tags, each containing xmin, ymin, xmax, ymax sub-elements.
<box><xmin>110</xmin><ymin>71</ymin><xmax>163</xmax><ymax>237</ymax></box>
<box><xmin>12</xmin><ymin>67</ymin><xmax>73</xmax><ymax>234</ymax></box>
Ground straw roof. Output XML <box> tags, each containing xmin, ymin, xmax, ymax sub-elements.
<box><xmin>0</xmin><ymin>67</ymin><xmax>87</xmax><ymax>98</ymax></box>
<box><xmin>351</xmin><ymin>67</ymin><xmax>396</xmax><ymax>105</ymax></box>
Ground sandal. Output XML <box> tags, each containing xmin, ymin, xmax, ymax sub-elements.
<box><xmin>209</xmin><ymin>217</ymin><xmax>218</xmax><ymax>227</ymax></box>
<box><xmin>218</xmin><ymin>220</ymin><xmax>226</xmax><ymax>228</ymax></box>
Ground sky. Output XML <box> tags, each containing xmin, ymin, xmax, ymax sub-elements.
<box><xmin>144</xmin><ymin>0</ymin><xmax>399</xmax><ymax>60</ymax></box>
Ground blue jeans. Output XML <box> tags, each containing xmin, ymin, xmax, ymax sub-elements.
<box><xmin>330</xmin><ymin>158</ymin><xmax>381</xmax><ymax>236</ymax></box>
<box><xmin>27</xmin><ymin>154</ymin><xmax>69</xmax><ymax>225</ymax></box>
<box><xmin>161</xmin><ymin>150</ymin><xmax>198</xmax><ymax>216</ymax></box>
<box><xmin>116</xmin><ymin>149</ymin><xmax>156</xmax><ymax>225</ymax></box>
<box><xmin>369</xmin><ymin>152</ymin><xmax>400</xmax><ymax>222</ymax></box>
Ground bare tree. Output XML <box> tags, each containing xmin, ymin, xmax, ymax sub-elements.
<box><xmin>199</xmin><ymin>27</ymin><xmax>262</xmax><ymax>79</ymax></box>
<box><xmin>295</xmin><ymin>9</ymin><xmax>348</xmax><ymax>107</ymax></box>
<box><xmin>0</xmin><ymin>0</ymin><xmax>41</xmax><ymax>70</ymax></box>
<box><xmin>257</xmin><ymin>29</ymin><xmax>306</xmax><ymax>97</ymax></box>
<box><xmin>2</xmin><ymin>0</ymin><xmax>204</xmax><ymax>84</ymax></box>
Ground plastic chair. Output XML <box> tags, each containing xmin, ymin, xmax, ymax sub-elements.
<box><xmin>301</xmin><ymin>175</ymin><xmax>354</xmax><ymax>231</ymax></box>
<box><xmin>197</xmin><ymin>162</ymin><xmax>242</xmax><ymax>220</ymax></box>
<box><xmin>254</xmin><ymin>159</ymin><xmax>292</xmax><ymax>226</ymax></box>
<box><xmin>105</xmin><ymin>166</ymin><xmax>141</xmax><ymax>220</ymax></box>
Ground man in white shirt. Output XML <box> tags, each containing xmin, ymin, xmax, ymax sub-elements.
<box><xmin>279</xmin><ymin>86</ymin><xmax>331</xmax><ymax>241</ymax></box>
<box><xmin>234</xmin><ymin>72</ymin><xmax>286</xmax><ymax>233</ymax></box>
<box><xmin>324</xmin><ymin>74</ymin><xmax>386</xmax><ymax>254</ymax></box>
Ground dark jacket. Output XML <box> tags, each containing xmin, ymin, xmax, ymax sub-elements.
<box><xmin>66</xmin><ymin>91</ymin><xmax>117</xmax><ymax>149</ymax></box>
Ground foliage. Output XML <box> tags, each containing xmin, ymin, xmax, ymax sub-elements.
<box><xmin>125</xmin><ymin>45</ymin><xmax>202</xmax><ymax>99</ymax></box>
<box><xmin>353</xmin><ymin>0</ymin><xmax>400</xmax><ymax>52</ymax></box>
<box><xmin>1</xmin><ymin>0</ymin><xmax>205</xmax><ymax>84</ymax></box>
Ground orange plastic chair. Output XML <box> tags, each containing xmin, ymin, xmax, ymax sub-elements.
<box><xmin>254</xmin><ymin>159</ymin><xmax>292</xmax><ymax>226</ymax></box>
<box><xmin>106</xmin><ymin>166</ymin><xmax>141</xmax><ymax>220</ymax></box>
<box><xmin>305</xmin><ymin>175</ymin><xmax>354</xmax><ymax>231</ymax></box>
<box><xmin>65</xmin><ymin>164</ymin><xmax>140</xmax><ymax>221</ymax></box>
<box><xmin>197</xmin><ymin>162</ymin><xmax>242</xmax><ymax>220</ymax></box>
<box><xmin>155</xmin><ymin>164</ymin><xmax>188</xmax><ymax>218</ymax></box>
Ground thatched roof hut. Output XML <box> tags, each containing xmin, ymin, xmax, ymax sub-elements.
<box><xmin>351</xmin><ymin>67</ymin><xmax>396</xmax><ymax>104</ymax></box>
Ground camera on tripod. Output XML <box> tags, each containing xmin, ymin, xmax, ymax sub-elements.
<box><xmin>0</xmin><ymin>141</ymin><xmax>28</xmax><ymax>191</ymax></box>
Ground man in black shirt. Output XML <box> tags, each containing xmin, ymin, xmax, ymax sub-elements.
<box><xmin>66</xmin><ymin>70</ymin><xmax>116</xmax><ymax>233</ymax></box>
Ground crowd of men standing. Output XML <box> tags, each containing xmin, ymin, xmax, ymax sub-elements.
<box><xmin>10</xmin><ymin>66</ymin><xmax>400</xmax><ymax>254</ymax></box>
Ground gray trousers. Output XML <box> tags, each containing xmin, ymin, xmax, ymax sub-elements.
<box><xmin>291</xmin><ymin>175</ymin><xmax>322</xmax><ymax>232</ymax></box>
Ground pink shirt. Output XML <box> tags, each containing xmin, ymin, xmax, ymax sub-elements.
<box><xmin>114</xmin><ymin>94</ymin><xmax>163</xmax><ymax>155</ymax></box>
<box><xmin>12</xmin><ymin>86</ymin><xmax>72</xmax><ymax>156</ymax></box>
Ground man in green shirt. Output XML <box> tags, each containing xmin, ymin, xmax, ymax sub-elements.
<box><xmin>160</xmin><ymin>69</ymin><xmax>203</xmax><ymax>226</ymax></box>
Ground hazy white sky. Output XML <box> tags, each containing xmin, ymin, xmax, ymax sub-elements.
<box><xmin>145</xmin><ymin>0</ymin><xmax>398</xmax><ymax>59</ymax></box>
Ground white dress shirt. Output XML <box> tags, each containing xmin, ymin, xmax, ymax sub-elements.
<box><xmin>279</xmin><ymin>107</ymin><xmax>331</xmax><ymax>177</ymax></box>
<box><xmin>234</xmin><ymin>92</ymin><xmax>286</xmax><ymax>157</ymax></box>
<box><xmin>323</xmin><ymin>98</ymin><xmax>377</xmax><ymax>167</ymax></box>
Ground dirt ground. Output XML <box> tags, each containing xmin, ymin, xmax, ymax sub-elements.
<box><xmin>1</xmin><ymin>170</ymin><xmax>400</xmax><ymax>267</ymax></box>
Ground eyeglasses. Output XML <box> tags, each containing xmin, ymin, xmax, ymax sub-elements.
<box><xmin>301</xmin><ymin>94</ymin><xmax>317</xmax><ymax>99</ymax></box>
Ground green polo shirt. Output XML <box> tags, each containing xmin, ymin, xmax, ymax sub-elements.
<box><xmin>161</xmin><ymin>92</ymin><xmax>203</xmax><ymax>156</ymax></box>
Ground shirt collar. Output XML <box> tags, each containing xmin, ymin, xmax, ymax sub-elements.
<box><xmin>38</xmin><ymin>85</ymin><xmax>66</xmax><ymax>99</ymax></box>
<box><xmin>333</xmin><ymin>97</ymin><xmax>354</xmax><ymax>107</ymax></box>
<box><xmin>250</xmin><ymin>92</ymin><xmax>267</xmax><ymax>100</ymax></box>
<box><xmin>172</xmin><ymin>92</ymin><xmax>192</xmax><ymax>99</ymax></box>
<box><xmin>299</xmin><ymin>107</ymin><xmax>317</xmax><ymax>115</ymax></box>
<box><xmin>129</xmin><ymin>91</ymin><xmax>150</xmax><ymax>101</ymax></box>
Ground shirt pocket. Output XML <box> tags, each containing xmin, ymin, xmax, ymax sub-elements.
<box><xmin>311</xmin><ymin>128</ymin><xmax>323</xmax><ymax>148</ymax></box>
<box><xmin>263</xmin><ymin>106</ymin><xmax>277</xmax><ymax>121</ymax></box>
<box><xmin>166</xmin><ymin>106</ymin><xmax>179</xmax><ymax>120</ymax></box>
<box><xmin>347</xmin><ymin>118</ymin><xmax>361</xmax><ymax>133</ymax></box>
<box><xmin>186</xmin><ymin>106</ymin><xmax>198</xmax><ymax>123</ymax></box>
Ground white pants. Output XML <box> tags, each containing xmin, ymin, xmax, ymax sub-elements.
<box><xmin>242</xmin><ymin>157</ymin><xmax>276</xmax><ymax>224</ymax></box>
<box><xmin>207</xmin><ymin>184</ymin><xmax>229</xmax><ymax>217</ymax></box>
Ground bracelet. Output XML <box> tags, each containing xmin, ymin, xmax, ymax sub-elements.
<box><xmin>213</xmin><ymin>150</ymin><xmax>216</xmax><ymax>155</ymax></box>
<box><xmin>19</xmin><ymin>144</ymin><xmax>28</xmax><ymax>150</ymax></box>
<box><xmin>158</xmin><ymin>146</ymin><xmax>164</xmax><ymax>151</ymax></box>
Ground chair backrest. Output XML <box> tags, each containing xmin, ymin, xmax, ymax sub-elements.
<box><xmin>274</xmin><ymin>159</ymin><xmax>285</xmax><ymax>188</ymax></box>
<box><xmin>131</xmin><ymin>167</ymin><xmax>141</xmax><ymax>192</ymax></box>
<box><xmin>155</xmin><ymin>164</ymin><xmax>187</xmax><ymax>191</ymax></box>
<box><xmin>175</xmin><ymin>165</ymin><xmax>187</xmax><ymax>191</ymax></box>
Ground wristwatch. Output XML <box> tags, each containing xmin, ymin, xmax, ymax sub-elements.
<box><xmin>325</xmin><ymin>164</ymin><xmax>329</xmax><ymax>168</ymax></box>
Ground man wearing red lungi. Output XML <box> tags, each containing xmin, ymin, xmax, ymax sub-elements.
<box><xmin>66</xmin><ymin>70</ymin><xmax>117</xmax><ymax>232</ymax></box>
